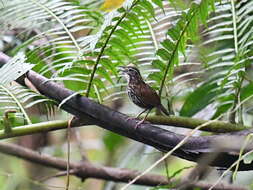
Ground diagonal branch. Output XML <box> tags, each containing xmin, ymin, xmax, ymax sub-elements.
<box><xmin>0</xmin><ymin>142</ymin><xmax>247</xmax><ymax>190</ymax></box>
<box><xmin>24</xmin><ymin>68</ymin><xmax>253</xmax><ymax>170</ymax></box>
<box><xmin>1</xmin><ymin>52</ymin><xmax>253</xmax><ymax>170</ymax></box>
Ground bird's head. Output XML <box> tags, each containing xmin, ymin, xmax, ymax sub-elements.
<box><xmin>118</xmin><ymin>65</ymin><xmax>142</xmax><ymax>83</ymax></box>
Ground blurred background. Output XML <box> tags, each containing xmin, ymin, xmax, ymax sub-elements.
<box><xmin>0</xmin><ymin>0</ymin><xmax>253</xmax><ymax>189</ymax></box>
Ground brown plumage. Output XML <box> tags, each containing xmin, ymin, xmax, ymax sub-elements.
<box><xmin>119</xmin><ymin>66</ymin><xmax>169</xmax><ymax>128</ymax></box>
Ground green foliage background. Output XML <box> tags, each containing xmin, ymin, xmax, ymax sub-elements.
<box><xmin>1</xmin><ymin>0</ymin><xmax>253</xmax><ymax>123</ymax></box>
<box><xmin>0</xmin><ymin>0</ymin><xmax>253</xmax><ymax>189</ymax></box>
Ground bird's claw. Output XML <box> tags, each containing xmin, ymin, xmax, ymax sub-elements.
<box><xmin>126</xmin><ymin>117</ymin><xmax>136</xmax><ymax>122</ymax></box>
<box><xmin>126</xmin><ymin>117</ymin><xmax>149</xmax><ymax>130</ymax></box>
<box><xmin>134</xmin><ymin>119</ymin><xmax>145</xmax><ymax>130</ymax></box>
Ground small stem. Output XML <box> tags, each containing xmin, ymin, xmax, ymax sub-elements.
<box><xmin>163</xmin><ymin>154</ymin><xmax>170</xmax><ymax>182</ymax></box>
<box><xmin>121</xmin><ymin>119</ymin><xmax>220</xmax><ymax>190</ymax></box>
<box><xmin>0</xmin><ymin>84</ymin><xmax>32</xmax><ymax>124</ymax></box>
<box><xmin>86</xmin><ymin>0</ymin><xmax>139</xmax><ymax>97</ymax></box>
<box><xmin>159</xmin><ymin>9</ymin><xmax>198</xmax><ymax>98</ymax></box>
<box><xmin>3</xmin><ymin>110</ymin><xmax>16</xmax><ymax>133</ymax></box>
<box><xmin>0</xmin><ymin>120</ymin><xmax>70</xmax><ymax>139</ymax></box>
<box><xmin>230</xmin><ymin>0</ymin><xmax>238</xmax><ymax>54</ymax></box>
<box><xmin>65</xmin><ymin>119</ymin><xmax>72</xmax><ymax>190</ymax></box>
<box><xmin>229</xmin><ymin>76</ymin><xmax>244</xmax><ymax>124</ymax></box>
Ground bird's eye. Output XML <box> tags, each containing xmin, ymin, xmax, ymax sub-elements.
<box><xmin>130</xmin><ymin>69</ymin><xmax>136</xmax><ymax>74</ymax></box>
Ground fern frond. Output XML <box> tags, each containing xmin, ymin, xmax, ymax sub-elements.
<box><xmin>0</xmin><ymin>52</ymin><xmax>56</xmax><ymax>126</ymax></box>
<box><xmin>0</xmin><ymin>0</ymin><xmax>103</xmax><ymax>74</ymax></box>
<box><xmin>181</xmin><ymin>0</ymin><xmax>253</xmax><ymax>118</ymax></box>
<box><xmin>0</xmin><ymin>52</ymin><xmax>34</xmax><ymax>84</ymax></box>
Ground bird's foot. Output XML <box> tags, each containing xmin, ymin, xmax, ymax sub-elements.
<box><xmin>134</xmin><ymin>119</ymin><xmax>145</xmax><ymax>130</ymax></box>
<box><xmin>126</xmin><ymin>117</ymin><xmax>136</xmax><ymax>122</ymax></box>
<box><xmin>126</xmin><ymin>117</ymin><xmax>148</xmax><ymax>130</ymax></box>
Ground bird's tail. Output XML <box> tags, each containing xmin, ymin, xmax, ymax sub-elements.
<box><xmin>158</xmin><ymin>104</ymin><xmax>170</xmax><ymax>116</ymax></box>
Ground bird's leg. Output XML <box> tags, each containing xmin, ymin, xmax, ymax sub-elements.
<box><xmin>135</xmin><ymin>109</ymin><xmax>152</xmax><ymax>129</ymax></box>
<box><xmin>136</xmin><ymin>108</ymin><xmax>149</xmax><ymax>118</ymax></box>
<box><xmin>126</xmin><ymin>108</ymin><xmax>148</xmax><ymax>121</ymax></box>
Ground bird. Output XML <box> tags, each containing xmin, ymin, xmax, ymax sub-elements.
<box><xmin>119</xmin><ymin>65</ymin><xmax>169</xmax><ymax>128</ymax></box>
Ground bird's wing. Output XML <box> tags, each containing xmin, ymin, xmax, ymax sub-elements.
<box><xmin>140</xmin><ymin>82</ymin><xmax>161</xmax><ymax>107</ymax></box>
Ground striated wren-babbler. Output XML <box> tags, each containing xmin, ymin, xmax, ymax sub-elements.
<box><xmin>119</xmin><ymin>65</ymin><xmax>169</xmax><ymax>128</ymax></box>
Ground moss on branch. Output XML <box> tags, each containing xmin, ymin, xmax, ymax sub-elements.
<box><xmin>0</xmin><ymin>120</ymin><xmax>69</xmax><ymax>139</ymax></box>
<box><xmin>145</xmin><ymin>115</ymin><xmax>250</xmax><ymax>133</ymax></box>
<box><xmin>0</xmin><ymin>115</ymin><xmax>251</xmax><ymax>141</ymax></box>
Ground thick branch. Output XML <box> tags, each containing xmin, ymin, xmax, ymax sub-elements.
<box><xmin>1</xmin><ymin>52</ymin><xmax>253</xmax><ymax>170</ymax></box>
<box><xmin>0</xmin><ymin>52</ymin><xmax>10</xmax><ymax>64</ymax></box>
<box><xmin>0</xmin><ymin>142</ymin><xmax>168</xmax><ymax>186</ymax></box>
<box><xmin>26</xmin><ymin>69</ymin><xmax>253</xmax><ymax>170</ymax></box>
<box><xmin>0</xmin><ymin>142</ymin><xmax>247</xmax><ymax>190</ymax></box>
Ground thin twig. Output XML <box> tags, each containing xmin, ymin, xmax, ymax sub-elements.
<box><xmin>65</xmin><ymin>118</ymin><xmax>73</xmax><ymax>190</ymax></box>
<box><xmin>209</xmin><ymin>150</ymin><xmax>253</xmax><ymax>190</ymax></box>
<box><xmin>73</xmin><ymin>128</ymin><xmax>88</xmax><ymax>161</ymax></box>
<box><xmin>39</xmin><ymin>169</ymin><xmax>77</xmax><ymax>182</ymax></box>
<box><xmin>121</xmin><ymin>119</ymin><xmax>220</xmax><ymax>190</ymax></box>
<box><xmin>86</xmin><ymin>0</ymin><xmax>139</xmax><ymax>97</ymax></box>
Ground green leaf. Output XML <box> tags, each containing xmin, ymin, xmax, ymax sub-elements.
<box><xmin>109</xmin><ymin>38</ymin><xmax>131</xmax><ymax>57</ymax></box>
<box><xmin>161</xmin><ymin>39</ymin><xmax>175</xmax><ymax>52</ymax></box>
<box><xmin>103</xmin><ymin>131</ymin><xmax>125</xmax><ymax>152</ymax></box>
<box><xmin>243</xmin><ymin>152</ymin><xmax>253</xmax><ymax>164</ymax></box>
<box><xmin>0</xmin><ymin>53</ymin><xmax>34</xmax><ymax>84</ymax></box>
<box><xmin>180</xmin><ymin>82</ymin><xmax>218</xmax><ymax>117</ymax></box>
<box><xmin>97</xmin><ymin>67</ymin><xmax>114</xmax><ymax>85</ymax></box>
<box><xmin>152</xmin><ymin>59</ymin><xmax>166</xmax><ymax>70</ymax></box>
<box><xmin>170</xmin><ymin>166</ymin><xmax>194</xmax><ymax>179</ymax></box>
<box><xmin>134</xmin><ymin>5</ymin><xmax>151</xmax><ymax>21</ymax></box>
<box><xmin>128</xmin><ymin>12</ymin><xmax>143</xmax><ymax>33</ymax></box>
<box><xmin>199</xmin><ymin>0</ymin><xmax>208</xmax><ymax>25</ymax></box>
<box><xmin>167</xmin><ymin>25</ymin><xmax>180</xmax><ymax>41</ymax></box>
<box><xmin>149</xmin><ymin>72</ymin><xmax>163</xmax><ymax>82</ymax></box>
<box><xmin>60</xmin><ymin>67</ymin><xmax>88</xmax><ymax>91</ymax></box>
<box><xmin>100</xmin><ymin>58</ymin><xmax>118</xmax><ymax>76</ymax></box>
<box><xmin>157</xmin><ymin>49</ymin><xmax>171</xmax><ymax>60</ymax></box>
<box><xmin>151</xmin><ymin>0</ymin><xmax>163</xmax><ymax>11</ymax></box>
<box><xmin>212</xmin><ymin>103</ymin><xmax>233</xmax><ymax>119</ymax></box>
<box><xmin>241</xmin><ymin>82</ymin><xmax>253</xmax><ymax>100</ymax></box>
<box><xmin>139</xmin><ymin>0</ymin><xmax>155</xmax><ymax>19</ymax></box>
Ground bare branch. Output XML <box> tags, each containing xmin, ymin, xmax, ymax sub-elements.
<box><xmin>186</xmin><ymin>181</ymin><xmax>247</xmax><ymax>190</ymax></box>
<box><xmin>0</xmin><ymin>142</ymin><xmax>247</xmax><ymax>190</ymax></box>
<box><xmin>1</xmin><ymin>52</ymin><xmax>253</xmax><ymax>170</ymax></box>
<box><xmin>0</xmin><ymin>142</ymin><xmax>168</xmax><ymax>186</ymax></box>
